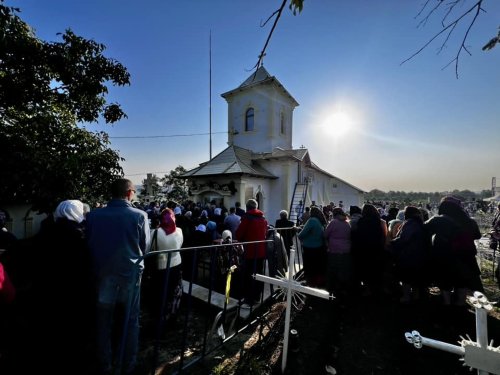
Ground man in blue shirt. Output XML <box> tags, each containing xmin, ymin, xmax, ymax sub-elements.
<box><xmin>86</xmin><ymin>178</ymin><xmax>150</xmax><ymax>375</ymax></box>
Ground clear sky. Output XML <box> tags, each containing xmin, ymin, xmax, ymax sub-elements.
<box><xmin>13</xmin><ymin>0</ymin><xmax>500</xmax><ymax>193</ymax></box>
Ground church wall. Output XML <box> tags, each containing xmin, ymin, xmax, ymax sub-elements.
<box><xmin>259</xmin><ymin>159</ymin><xmax>299</xmax><ymax>221</ymax></box>
<box><xmin>332</xmin><ymin>178</ymin><xmax>365</xmax><ymax>209</ymax></box>
<box><xmin>303</xmin><ymin>167</ymin><xmax>364</xmax><ymax>210</ymax></box>
<box><xmin>239</xmin><ymin>176</ymin><xmax>273</xmax><ymax>217</ymax></box>
<box><xmin>1</xmin><ymin>203</ymin><xmax>47</xmax><ymax>239</ymax></box>
<box><xmin>226</xmin><ymin>87</ymin><xmax>293</xmax><ymax>153</ymax></box>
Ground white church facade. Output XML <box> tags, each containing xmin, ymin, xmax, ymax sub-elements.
<box><xmin>182</xmin><ymin>66</ymin><xmax>364</xmax><ymax>222</ymax></box>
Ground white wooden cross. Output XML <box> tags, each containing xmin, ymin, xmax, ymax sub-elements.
<box><xmin>405</xmin><ymin>291</ymin><xmax>500</xmax><ymax>374</ymax></box>
<box><xmin>254</xmin><ymin>248</ymin><xmax>334</xmax><ymax>373</ymax></box>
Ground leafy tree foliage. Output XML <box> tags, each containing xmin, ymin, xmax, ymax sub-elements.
<box><xmin>161</xmin><ymin>166</ymin><xmax>189</xmax><ymax>203</ymax></box>
<box><xmin>0</xmin><ymin>2</ymin><xmax>129</xmax><ymax>123</ymax></box>
<box><xmin>0</xmin><ymin>1</ymin><xmax>130</xmax><ymax>212</ymax></box>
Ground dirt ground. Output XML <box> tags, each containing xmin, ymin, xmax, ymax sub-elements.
<box><xmin>1</xmin><ymin>281</ymin><xmax>498</xmax><ymax>375</ymax></box>
<box><xmin>190</xmin><ymin>282</ymin><xmax>500</xmax><ymax>375</ymax></box>
<box><xmin>285</xmin><ymin>291</ymin><xmax>500</xmax><ymax>375</ymax></box>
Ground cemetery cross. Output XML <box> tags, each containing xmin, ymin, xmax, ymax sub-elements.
<box><xmin>405</xmin><ymin>291</ymin><xmax>500</xmax><ymax>375</ymax></box>
<box><xmin>254</xmin><ymin>248</ymin><xmax>334</xmax><ymax>374</ymax></box>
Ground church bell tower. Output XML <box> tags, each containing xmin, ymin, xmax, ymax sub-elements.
<box><xmin>221</xmin><ymin>66</ymin><xmax>299</xmax><ymax>153</ymax></box>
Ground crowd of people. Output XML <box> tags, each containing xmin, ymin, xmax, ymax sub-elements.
<box><xmin>293</xmin><ymin>198</ymin><xmax>496</xmax><ymax>308</ymax></box>
<box><xmin>1</xmin><ymin>178</ymin><xmax>499</xmax><ymax>374</ymax></box>
<box><xmin>0</xmin><ymin>179</ymin><xmax>277</xmax><ymax>374</ymax></box>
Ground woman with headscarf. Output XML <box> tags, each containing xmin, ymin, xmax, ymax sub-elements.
<box><xmin>50</xmin><ymin>200</ymin><xmax>91</xmax><ymax>306</ymax></box>
<box><xmin>150</xmin><ymin>208</ymin><xmax>184</xmax><ymax>324</ymax></box>
<box><xmin>425</xmin><ymin>196</ymin><xmax>483</xmax><ymax>305</ymax></box>
<box><xmin>35</xmin><ymin>199</ymin><xmax>92</xmax><ymax>371</ymax></box>
<box><xmin>298</xmin><ymin>206</ymin><xmax>327</xmax><ymax>287</ymax></box>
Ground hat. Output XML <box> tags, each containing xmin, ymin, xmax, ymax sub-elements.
<box><xmin>441</xmin><ymin>195</ymin><xmax>462</xmax><ymax>207</ymax></box>
<box><xmin>332</xmin><ymin>207</ymin><xmax>345</xmax><ymax>217</ymax></box>
<box><xmin>214</xmin><ymin>207</ymin><xmax>222</xmax><ymax>216</ymax></box>
<box><xmin>206</xmin><ymin>221</ymin><xmax>217</xmax><ymax>231</ymax></box>
<box><xmin>396</xmin><ymin>210</ymin><xmax>405</xmax><ymax>221</ymax></box>
<box><xmin>349</xmin><ymin>205</ymin><xmax>361</xmax><ymax>215</ymax></box>
<box><xmin>196</xmin><ymin>224</ymin><xmax>206</xmax><ymax>232</ymax></box>
<box><xmin>54</xmin><ymin>200</ymin><xmax>85</xmax><ymax>223</ymax></box>
<box><xmin>246</xmin><ymin>199</ymin><xmax>258</xmax><ymax>209</ymax></box>
<box><xmin>222</xmin><ymin>230</ymin><xmax>232</xmax><ymax>241</ymax></box>
<box><xmin>174</xmin><ymin>206</ymin><xmax>182</xmax><ymax>215</ymax></box>
<box><xmin>184</xmin><ymin>211</ymin><xmax>192</xmax><ymax>218</ymax></box>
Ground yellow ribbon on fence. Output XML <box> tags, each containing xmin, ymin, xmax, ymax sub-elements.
<box><xmin>225</xmin><ymin>265</ymin><xmax>237</xmax><ymax>304</ymax></box>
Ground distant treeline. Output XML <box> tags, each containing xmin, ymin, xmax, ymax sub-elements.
<box><xmin>365</xmin><ymin>189</ymin><xmax>493</xmax><ymax>204</ymax></box>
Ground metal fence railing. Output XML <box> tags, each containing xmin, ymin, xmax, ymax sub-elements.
<box><xmin>112</xmin><ymin>227</ymin><xmax>303</xmax><ymax>375</ymax></box>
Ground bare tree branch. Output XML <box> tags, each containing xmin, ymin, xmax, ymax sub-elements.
<box><xmin>401</xmin><ymin>0</ymin><xmax>485</xmax><ymax>78</ymax></box>
<box><xmin>248</xmin><ymin>0</ymin><xmax>288</xmax><ymax>73</ymax></box>
<box><xmin>442</xmin><ymin>1</ymin><xmax>461</xmax><ymax>27</ymax></box>
<box><xmin>444</xmin><ymin>2</ymin><xmax>482</xmax><ymax>78</ymax></box>
<box><xmin>261</xmin><ymin>9</ymin><xmax>280</xmax><ymax>28</ymax></box>
<box><xmin>415</xmin><ymin>0</ymin><xmax>434</xmax><ymax>20</ymax></box>
<box><xmin>416</xmin><ymin>0</ymin><xmax>445</xmax><ymax>28</ymax></box>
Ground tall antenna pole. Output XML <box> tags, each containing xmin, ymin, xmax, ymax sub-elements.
<box><xmin>209</xmin><ymin>30</ymin><xmax>212</xmax><ymax>160</ymax></box>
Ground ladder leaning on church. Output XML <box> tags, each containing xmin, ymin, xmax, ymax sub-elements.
<box><xmin>289</xmin><ymin>182</ymin><xmax>308</xmax><ymax>225</ymax></box>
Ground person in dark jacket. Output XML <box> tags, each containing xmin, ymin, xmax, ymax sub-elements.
<box><xmin>390</xmin><ymin>206</ymin><xmax>429</xmax><ymax>303</ymax></box>
<box><xmin>275</xmin><ymin>210</ymin><xmax>295</xmax><ymax>256</ymax></box>
<box><xmin>236</xmin><ymin>199</ymin><xmax>268</xmax><ymax>307</ymax></box>
<box><xmin>29</xmin><ymin>200</ymin><xmax>93</xmax><ymax>373</ymax></box>
<box><xmin>351</xmin><ymin>204</ymin><xmax>387</xmax><ymax>296</ymax></box>
<box><xmin>425</xmin><ymin>196</ymin><xmax>483</xmax><ymax>306</ymax></box>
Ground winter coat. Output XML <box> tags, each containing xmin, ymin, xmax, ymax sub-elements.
<box><xmin>236</xmin><ymin>209</ymin><xmax>268</xmax><ymax>259</ymax></box>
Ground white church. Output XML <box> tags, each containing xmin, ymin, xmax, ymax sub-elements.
<box><xmin>182</xmin><ymin>66</ymin><xmax>364</xmax><ymax>222</ymax></box>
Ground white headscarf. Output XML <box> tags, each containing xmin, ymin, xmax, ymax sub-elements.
<box><xmin>54</xmin><ymin>200</ymin><xmax>85</xmax><ymax>223</ymax></box>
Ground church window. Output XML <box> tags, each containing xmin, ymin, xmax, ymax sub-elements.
<box><xmin>245</xmin><ymin>108</ymin><xmax>254</xmax><ymax>131</ymax></box>
<box><xmin>280</xmin><ymin>112</ymin><xmax>285</xmax><ymax>134</ymax></box>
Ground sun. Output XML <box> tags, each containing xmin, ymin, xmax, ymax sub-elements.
<box><xmin>321</xmin><ymin>111</ymin><xmax>353</xmax><ymax>140</ymax></box>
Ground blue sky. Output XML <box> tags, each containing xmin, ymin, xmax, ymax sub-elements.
<box><xmin>13</xmin><ymin>0</ymin><xmax>500</xmax><ymax>192</ymax></box>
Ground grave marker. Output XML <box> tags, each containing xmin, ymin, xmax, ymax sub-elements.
<box><xmin>405</xmin><ymin>292</ymin><xmax>500</xmax><ymax>375</ymax></box>
<box><xmin>254</xmin><ymin>248</ymin><xmax>334</xmax><ymax>373</ymax></box>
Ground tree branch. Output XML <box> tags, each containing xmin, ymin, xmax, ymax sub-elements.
<box><xmin>248</xmin><ymin>0</ymin><xmax>288</xmax><ymax>73</ymax></box>
<box><xmin>401</xmin><ymin>0</ymin><xmax>485</xmax><ymax>78</ymax></box>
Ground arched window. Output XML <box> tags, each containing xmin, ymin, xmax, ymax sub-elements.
<box><xmin>280</xmin><ymin>112</ymin><xmax>285</xmax><ymax>134</ymax></box>
<box><xmin>245</xmin><ymin>108</ymin><xmax>254</xmax><ymax>131</ymax></box>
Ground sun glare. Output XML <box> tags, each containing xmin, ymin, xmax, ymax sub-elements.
<box><xmin>321</xmin><ymin>111</ymin><xmax>353</xmax><ymax>140</ymax></box>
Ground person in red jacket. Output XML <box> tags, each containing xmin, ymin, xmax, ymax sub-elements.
<box><xmin>0</xmin><ymin>261</ymin><xmax>15</xmax><ymax>305</ymax></box>
<box><xmin>0</xmin><ymin>261</ymin><xmax>15</xmax><ymax>366</ymax></box>
<box><xmin>236</xmin><ymin>199</ymin><xmax>268</xmax><ymax>307</ymax></box>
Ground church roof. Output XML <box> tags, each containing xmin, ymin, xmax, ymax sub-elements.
<box><xmin>255</xmin><ymin>147</ymin><xmax>364</xmax><ymax>192</ymax></box>
<box><xmin>221</xmin><ymin>66</ymin><xmax>299</xmax><ymax>106</ymax></box>
<box><xmin>309</xmin><ymin>161</ymin><xmax>365</xmax><ymax>193</ymax></box>
<box><xmin>181</xmin><ymin>145</ymin><xmax>277</xmax><ymax>179</ymax></box>
<box><xmin>238</xmin><ymin>65</ymin><xmax>273</xmax><ymax>87</ymax></box>
<box><xmin>256</xmin><ymin>147</ymin><xmax>309</xmax><ymax>161</ymax></box>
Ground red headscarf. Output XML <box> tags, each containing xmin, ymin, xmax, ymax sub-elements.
<box><xmin>160</xmin><ymin>208</ymin><xmax>176</xmax><ymax>235</ymax></box>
